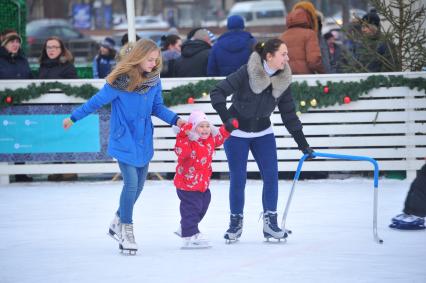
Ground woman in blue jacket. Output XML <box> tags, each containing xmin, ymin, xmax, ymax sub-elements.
<box><xmin>63</xmin><ymin>39</ymin><xmax>184</xmax><ymax>254</ymax></box>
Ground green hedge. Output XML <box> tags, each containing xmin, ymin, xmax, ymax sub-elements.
<box><xmin>0</xmin><ymin>0</ymin><xmax>27</xmax><ymax>50</ymax></box>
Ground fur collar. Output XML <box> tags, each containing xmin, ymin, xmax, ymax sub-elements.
<box><xmin>247</xmin><ymin>52</ymin><xmax>292</xmax><ymax>98</ymax></box>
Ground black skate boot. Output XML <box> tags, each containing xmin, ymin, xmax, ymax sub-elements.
<box><xmin>224</xmin><ymin>214</ymin><xmax>243</xmax><ymax>243</ymax></box>
<box><xmin>263</xmin><ymin>211</ymin><xmax>287</xmax><ymax>241</ymax></box>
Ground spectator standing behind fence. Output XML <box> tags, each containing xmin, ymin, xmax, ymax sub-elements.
<box><xmin>173</xmin><ymin>29</ymin><xmax>212</xmax><ymax>77</ymax></box>
<box><xmin>324</xmin><ymin>32</ymin><xmax>343</xmax><ymax>73</ymax></box>
<box><xmin>173</xmin><ymin>110</ymin><xmax>236</xmax><ymax>249</ymax></box>
<box><xmin>160</xmin><ymin>34</ymin><xmax>182</xmax><ymax>78</ymax></box>
<box><xmin>93</xmin><ymin>37</ymin><xmax>116</xmax><ymax>79</ymax></box>
<box><xmin>390</xmin><ymin>163</ymin><xmax>426</xmax><ymax>230</ymax></box>
<box><xmin>279</xmin><ymin>1</ymin><xmax>325</xmax><ymax>74</ymax></box>
<box><xmin>343</xmin><ymin>9</ymin><xmax>394</xmax><ymax>73</ymax></box>
<box><xmin>207</xmin><ymin>15</ymin><xmax>256</xmax><ymax>76</ymax></box>
<box><xmin>62</xmin><ymin>39</ymin><xmax>185</xmax><ymax>255</ymax></box>
<box><xmin>0</xmin><ymin>29</ymin><xmax>32</xmax><ymax>79</ymax></box>
<box><xmin>38</xmin><ymin>36</ymin><xmax>78</xmax><ymax>182</ymax></box>
<box><xmin>0</xmin><ymin>29</ymin><xmax>33</xmax><ymax>183</ymax></box>
<box><xmin>38</xmin><ymin>37</ymin><xmax>77</xmax><ymax>79</ymax></box>
<box><xmin>316</xmin><ymin>11</ymin><xmax>332</xmax><ymax>73</ymax></box>
<box><xmin>210</xmin><ymin>39</ymin><xmax>314</xmax><ymax>243</ymax></box>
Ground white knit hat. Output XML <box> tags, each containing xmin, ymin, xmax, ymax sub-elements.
<box><xmin>188</xmin><ymin>110</ymin><xmax>209</xmax><ymax>128</ymax></box>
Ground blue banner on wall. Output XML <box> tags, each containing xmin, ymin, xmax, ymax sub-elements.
<box><xmin>0</xmin><ymin>114</ymin><xmax>100</xmax><ymax>154</ymax></box>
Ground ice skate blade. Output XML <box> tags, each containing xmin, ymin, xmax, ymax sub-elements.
<box><xmin>181</xmin><ymin>244</ymin><xmax>212</xmax><ymax>250</ymax></box>
<box><xmin>264</xmin><ymin>237</ymin><xmax>287</xmax><ymax>244</ymax></box>
<box><xmin>263</xmin><ymin>231</ymin><xmax>288</xmax><ymax>240</ymax></box>
<box><xmin>389</xmin><ymin>223</ymin><xmax>426</xmax><ymax>231</ymax></box>
<box><xmin>224</xmin><ymin>233</ymin><xmax>241</xmax><ymax>244</ymax></box>
<box><xmin>107</xmin><ymin>231</ymin><xmax>120</xmax><ymax>242</ymax></box>
<box><xmin>119</xmin><ymin>244</ymin><xmax>138</xmax><ymax>255</ymax></box>
<box><xmin>225</xmin><ymin>238</ymin><xmax>239</xmax><ymax>244</ymax></box>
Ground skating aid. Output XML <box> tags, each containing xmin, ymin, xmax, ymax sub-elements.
<box><xmin>281</xmin><ymin>151</ymin><xmax>384</xmax><ymax>244</ymax></box>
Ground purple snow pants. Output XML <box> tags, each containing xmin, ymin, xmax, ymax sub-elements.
<box><xmin>176</xmin><ymin>188</ymin><xmax>211</xmax><ymax>237</ymax></box>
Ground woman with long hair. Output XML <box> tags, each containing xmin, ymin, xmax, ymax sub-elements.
<box><xmin>63</xmin><ymin>39</ymin><xmax>185</xmax><ymax>254</ymax></box>
<box><xmin>38</xmin><ymin>36</ymin><xmax>77</xmax><ymax>79</ymax></box>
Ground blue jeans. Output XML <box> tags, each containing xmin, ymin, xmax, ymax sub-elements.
<box><xmin>117</xmin><ymin>161</ymin><xmax>149</xmax><ymax>224</ymax></box>
<box><xmin>224</xmin><ymin>134</ymin><xmax>279</xmax><ymax>214</ymax></box>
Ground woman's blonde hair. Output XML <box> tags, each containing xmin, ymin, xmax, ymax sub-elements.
<box><xmin>107</xmin><ymin>39</ymin><xmax>162</xmax><ymax>91</ymax></box>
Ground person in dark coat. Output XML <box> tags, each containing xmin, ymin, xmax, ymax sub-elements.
<box><xmin>93</xmin><ymin>37</ymin><xmax>116</xmax><ymax>79</ymax></box>
<box><xmin>0</xmin><ymin>29</ymin><xmax>33</xmax><ymax>182</ymax></box>
<box><xmin>324</xmin><ymin>31</ymin><xmax>343</xmax><ymax>73</ymax></box>
<box><xmin>160</xmin><ymin>34</ymin><xmax>182</xmax><ymax>78</ymax></box>
<box><xmin>173</xmin><ymin>29</ymin><xmax>211</xmax><ymax>77</ymax></box>
<box><xmin>342</xmin><ymin>9</ymin><xmax>394</xmax><ymax>73</ymax></box>
<box><xmin>38</xmin><ymin>36</ymin><xmax>77</xmax><ymax>79</ymax></box>
<box><xmin>0</xmin><ymin>30</ymin><xmax>32</xmax><ymax>79</ymax></box>
<box><xmin>207</xmin><ymin>15</ymin><xmax>256</xmax><ymax>76</ymax></box>
<box><xmin>210</xmin><ymin>38</ymin><xmax>314</xmax><ymax>242</ymax></box>
<box><xmin>38</xmin><ymin>37</ymin><xmax>78</xmax><ymax>181</ymax></box>
<box><xmin>390</xmin><ymin>163</ymin><xmax>426</xmax><ymax>230</ymax></box>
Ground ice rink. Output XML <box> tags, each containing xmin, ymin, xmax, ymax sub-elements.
<box><xmin>1</xmin><ymin>178</ymin><xmax>425</xmax><ymax>283</ymax></box>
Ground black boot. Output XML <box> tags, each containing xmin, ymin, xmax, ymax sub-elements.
<box><xmin>263</xmin><ymin>211</ymin><xmax>287</xmax><ymax>240</ymax></box>
<box><xmin>224</xmin><ymin>214</ymin><xmax>243</xmax><ymax>241</ymax></box>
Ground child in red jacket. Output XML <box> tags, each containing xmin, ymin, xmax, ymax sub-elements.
<box><xmin>174</xmin><ymin>110</ymin><xmax>237</xmax><ymax>249</ymax></box>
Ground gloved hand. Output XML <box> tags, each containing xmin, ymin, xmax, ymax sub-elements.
<box><xmin>302</xmin><ymin>147</ymin><xmax>315</xmax><ymax>160</ymax></box>
<box><xmin>177</xmin><ymin>123</ymin><xmax>193</xmax><ymax>137</ymax></box>
<box><xmin>225</xmin><ymin>118</ymin><xmax>239</xmax><ymax>132</ymax></box>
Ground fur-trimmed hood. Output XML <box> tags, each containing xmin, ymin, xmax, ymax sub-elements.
<box><xmin>247</xmin><ymin>52</ymin><xmax>292</xmax><ymax>98</ymax></box>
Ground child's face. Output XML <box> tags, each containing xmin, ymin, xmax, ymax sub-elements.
<box><xmin>195</xmin><ymin>121</ymin><xmax>211</xmax><ymax>139</ymax></box>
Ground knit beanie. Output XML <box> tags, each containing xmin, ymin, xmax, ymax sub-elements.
<box><xmin>100</xmin><ymin>37</ymin><xmax>116</xmax><ymax>50</ymax></box>
<box><xmin>188</xmin><ymin>110</ymin><xmax>210</xmax><ymax>128</ymax></box>
<box><xmin>362</xmin><ymin>9</ymin><xmax>381</xmax><ymax>27</ymax></box>
<box><xmin>1</xmin><ymin>33</ymin><xmax>22</xmax><ymax>47</ymax></box>
<box><xmin>227</xmin><ymin>15</ymin><xmax>245</xmax><ymax>30</ymax></box>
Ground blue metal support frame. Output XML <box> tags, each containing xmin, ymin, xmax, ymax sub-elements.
<box><xmin>281</xmin><ymin>152</ymin><xmax>383</xmax><ymax>244</ymax></box>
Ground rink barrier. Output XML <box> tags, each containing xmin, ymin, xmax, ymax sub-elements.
<box><xmin>0</xmin><ymin>72</ymin><xmax>425</xmax><ymax>184</ymax></box>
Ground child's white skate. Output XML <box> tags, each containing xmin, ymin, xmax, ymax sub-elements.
<box><xmin>181</xmin><ymin>233</ymin><xmax>211</xmax><ymax>249</ymax></box>
<box><xmin>119</xmin><ymin>223</ymin><xmax>138</xmax><ymax>255</ymax></box>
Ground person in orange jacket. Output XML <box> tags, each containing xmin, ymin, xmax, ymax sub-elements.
<box><xmin>173</xmin><ymin>110</ymin><xmax>238</xmax><ymax>248</ymax></box>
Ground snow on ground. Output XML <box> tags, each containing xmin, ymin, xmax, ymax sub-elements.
<box><xmin>0</xmin><ymin>178</ymin><xmax>425</xmax><ymax>283</ymax></box>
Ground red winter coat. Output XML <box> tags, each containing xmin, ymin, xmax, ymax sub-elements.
<box><xmin>174</xmin><ymin>124</ymin><xmax>230</xmax><ymax>192</ymax></box>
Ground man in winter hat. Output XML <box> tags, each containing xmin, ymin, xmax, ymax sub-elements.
<box><xmin>362</xmin><ymin>9</ymin><xmax>381</xmax><ymax>28</ymax></box>
<box><xmin>227</xmin><ymin>15</ymin><xmax>245</xmax><ymax>30</ymax></box>
<box><xmin>207</xmin><ymin>14</ymin><xmax>255</xmax><ymax>76</ymax></box>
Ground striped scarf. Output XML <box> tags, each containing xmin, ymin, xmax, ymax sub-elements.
<box><xmin>112</xmin><ymin>73</ymin><xmax>160</xmax><ymax>94</ymax></box>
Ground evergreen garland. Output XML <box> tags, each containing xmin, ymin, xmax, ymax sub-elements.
<box><xmin>1</xmin><ymin>76</ymin><xmax>425</xmax><ymax>111</ymax></box>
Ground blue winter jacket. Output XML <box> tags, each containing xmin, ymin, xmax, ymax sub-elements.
<box><xmin>207</xmin><ymin>30</ymin><xmax>255</xmax><ymax>76</ymax></box>
<box><xmin>70</xmin><ymin>82</ymin><xmax>178</xmax><ymax>167</ymax></box>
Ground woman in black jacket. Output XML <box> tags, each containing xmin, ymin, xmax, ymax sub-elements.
<box><xmin>38</xmin><ymin>37</ymin><xmax>77</xmax><ymax>79</ymax></box>
<box><xmin>210</xmin><ymin>38</ymin><xmax>314</xmax><ymax>242</ymax></box>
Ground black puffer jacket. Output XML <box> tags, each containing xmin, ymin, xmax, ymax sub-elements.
<box><xmin>173</xmin><ymin>39</ymin><xmax>211</xmax><ymax>77</ymax></box>
<box><xmin>0</xmin><ymin>47</ymin><xmax>32</xmax><ymax>79</ymax></box>
<box><xmin>210</xmin><ymin>52</ymin><xmax>309</xmax><ymax>149</ymax></box>
<box><xmin>38</xmin><ymin>57</ymin><xmax>77</xmax><ymax>79</ymax></box>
